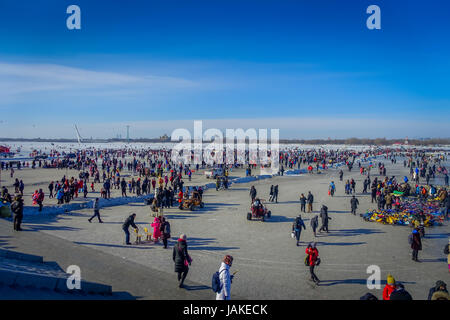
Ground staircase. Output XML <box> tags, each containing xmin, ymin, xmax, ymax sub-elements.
<box><xmin>0</xmin><ymin>248</ymin><xmax>113</xmax><ymax>297</ymax></box>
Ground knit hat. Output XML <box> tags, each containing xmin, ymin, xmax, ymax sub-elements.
<box><xmin>387</xmin><ymin>275</ymin><xmax>395</xmax><ymax>285</ymax></box>
<box><xmin>223</xmin><ymin>255</ymin><xmax>233</xmax><ymax>265</ymax></box>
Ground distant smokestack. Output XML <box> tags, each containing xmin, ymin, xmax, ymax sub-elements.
<box><xmin>126</xmin><ymin>125</ymin><xmax>130</xmax><ymax>143</ymax></box>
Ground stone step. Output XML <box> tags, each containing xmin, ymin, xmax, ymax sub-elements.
<box><xmin>0</xmin><ymin>248</ymin><xmax>43</xmax><ymax>263</ymax></box>
<box><xmin>0</xmin><ymin>252</ymin><xmax>112</xmax><ymax>295</ymax></box>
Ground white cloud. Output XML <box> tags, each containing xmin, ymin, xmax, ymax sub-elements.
<box><xmin>0</xmin><ymin>62</ymin><xmax>197</xmax><ymax>96</ymax></box>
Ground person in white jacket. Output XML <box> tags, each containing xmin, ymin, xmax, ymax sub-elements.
<box><xmin>216</xmin><ymin>255</ymin><xmax>234</xmax><ymax>300</ymax></box>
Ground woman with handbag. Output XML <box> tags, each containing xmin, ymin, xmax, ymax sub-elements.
<box><xmin>173</xmin><ymin>234</ymin><xmax>192</xmax><ymax>288</ymax></box>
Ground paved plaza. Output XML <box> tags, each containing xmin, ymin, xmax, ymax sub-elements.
<box><xmin>2</xmin><ymin>158</ymin><xmax>448</xmax><ymax>299</ymax></box>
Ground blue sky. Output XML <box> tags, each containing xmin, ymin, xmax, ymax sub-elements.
<box><xmin>0</xmin><ymin>0</ymin><xmax>449</xmax><ymax>139</ymax></box>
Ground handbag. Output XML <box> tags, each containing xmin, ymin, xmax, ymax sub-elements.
<box><xmin>179</xmin><ymin>245</ymin><xmax>192</xmax><ymax>266</ymax></box>
<box><xmin>291</xmin><ymin>231</ymin><xmax>295</xmax><ymax>238</ymax></box>
<box><xmin>184</xmin><ymin>254</ymin><xmax>192</xmax><ymax>266</ymax></box>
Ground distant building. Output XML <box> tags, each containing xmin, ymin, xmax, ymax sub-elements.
<box><xmin>160</xmin><ymin>134</ymin><xmax>170</xmax><ymax>141</ymax></box>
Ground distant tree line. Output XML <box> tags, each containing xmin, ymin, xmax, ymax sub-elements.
<box><xmin>279</xmin><ymin>138</ymin><xmax>450</xmax><ymax>146</ymax></box>
<box><xmin>1</xmin><ymin>137</ymin><xmax>449</xmax><ymax>146</ymax></box>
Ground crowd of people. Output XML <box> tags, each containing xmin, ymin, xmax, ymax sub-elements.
<box><xmin>1</xmin><ymin>146</ymin><xmax>449</xmax><ymax>300</ymax></box>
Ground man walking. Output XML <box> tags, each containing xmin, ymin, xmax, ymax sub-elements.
<box><xmin>272</xmin><ymin>185</ymin><xmax>279</xmax><ymax>203</ymax></box>
<box><xmin>299</xmin><ymin>193</ymin><xmax>306</xmax><ymax>213</ymax></box>
<box><xmin>319</xmin><ymin>205</ymin><xmax>331</xmax><ymax>233</ymax></box>
<box><xmin>269</xmin><ymin>185</ymin><xmax>274</xmax><ymax>202</ymax></box>
<box><xmin>88</xmin><ymin>198</ymin><xmax>103</xmax><ymax>223</ymax></box>
<box><xmin>292</xmin><ymin>214</ymin><xmax>306</xmax><ymax>246</ymax></box>
<box><xmin>310</xmin><ymin>215</ymin><xmax>319</xmax><ymax>237</ymax></box>
<box><xmin>350</xmin><ymin>195</ymin><xmax>359</xmax><ymax>215</ymax></box>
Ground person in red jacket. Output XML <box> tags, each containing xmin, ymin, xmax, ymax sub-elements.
<box><xmin>306</xmin><ymin>242</ymin><xmax>320</xmax><ymax>284</ymax></box>
<box><xmin>32</xmin><ymin>190</ymin><xmax>39</xmax><ymax>205</ymax></box>
<box><xmin>178</xmin><ymin>190</ymin><xmax>184</xmax><ymax>208</ymax></box>
<box><xmin>37</xmin><ymin>189</ymin><xmax>45</xmax><ymax>212</ymax></box>
<box><xmin>383</xmin><ymin>275</ymin><xmax>396</xmax><ymax>300</ymax></box>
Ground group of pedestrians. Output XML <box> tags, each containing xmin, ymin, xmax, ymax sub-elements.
<box><xmin>370</xmin><ymin>275</ymin><xmax>450</xmax><ymax>300</ymax></box>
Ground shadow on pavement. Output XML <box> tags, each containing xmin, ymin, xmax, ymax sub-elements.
<box><xmin>318</xmin><ymin>279</ymin><xmax>416</xmax><ymax>286</ymax></box>
<box><xmin>424</xmin><ymin>233</ymin><xmax>449</xmax><ymax>239</ymax></box>
<box><xmin>420</xmin><ymin>258</ymin><xmax>446</xmax><ymax>263</ymax></box>
<box><xmin>264</xmin><ymin>216</ymin><xmax>295</xmax><ymax>223</ymax></box>
<box><xmin>325</xmin><ymin>229</ymin><xmax>385</xmax><ymax>237</ymax></box>
<box><xmin>183</xmin><ymin>285</ymin><xmax>211</xmax><ymax>291</ymax></box>
<box><xmin>186</xmin><ymin>237</ymin><xmax>240</xmax><ymax>251</ymax></box>
<box><xmin>26</xmin><ymin>225</ymin><xmax>82</xmax><ymax>232</ymax></box>
<box><xmin>74</xmin><ymin>241</ymin><xmax>154</xmax><ymax>249</ymax></box>
<box><xmin>315</xmin><ymin>241</ymin><xmax>366</xmax><ymax>246</ymax></box>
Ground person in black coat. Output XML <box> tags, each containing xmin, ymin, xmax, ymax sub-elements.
<box><xmin>310</xmin><ymin>215</ymin><xmax>319</xmax><ymax>237</ymax></box>
<box><xmin>173</xmin><ymin>234</ymin><xmax>191</xmax><ymax>288</ymax></box>
<box><xmin>307</xmin><ymin>192</ymin><xmax>314</xmax><ymax>213</ymax></box>
<box><xmin>160</xmin><ymin>217</ymin><xmax>171</xmax><ymax>249</ymax></box>
<box><xmin>444</xmin><ymin>196</ymin><xmax>450</xmax><ymax>219</ymax></box>
<box><xmin>292</xmin><ymin>215</ymin><xmax>306</xmax><ymax>246</ymax></box>
<box><xmin>249</xmin><ymin>186</ymin><xmax>257</xmax><ymax>204</ymax></box>
<box><xmin>269</xmin><ymin>185</ymin><xmax>274</xmax><ymax>202</ymax></box>
<box><xmin>273</xmin><ymin>185</ymin><xmax>279</xmax><ymax>203</ymax></box>
<box><xmin>11</xmin><ymin>194</ymin><xmax>24</xmax><ymax>231</ymax></box>
<box><xmin>371</xmin><ymin>186</ymin><xmax>377</xmax><ymax>203</ymax></box>
<box><xmin>427</xmin><ymin>280</ymin><xmax>448</xmax><ymax>300</ymax></box>
<box><xmin>319</xmin><ymin>205</ymin><xmax>331</xmax><ymax>233</ymax></box>
<box><xmin>350</xmin><ymin>196</ymin><xmax>359</xmax><ymax>215</ymax></box>
<box><xmin>389</xmin><ymin>283</ymin><xmax>413</xmax><ymax>300</ymax></box>
<box><xmin>377</xmin><ymin>193</ymin><xmax>386</xmax><ymax>210</ymax></box>
<box><xmin>299</xmin><ymin>193</ymin><xmax>306</xmax><ymax>213</ymax></box>
<box><xmin>122</xmin><ymin>213</ymin><xmax>138</xmax><ymax>245</ymax></box>
<box><xmin>121</xmin><ymin>178</ymin><xmax>127</xmax><ymax>197</ymax></box>
<box><xmin>411</xmin><ymin>228</ymin><xmax>422</xmax><ymax>262</ymax></box>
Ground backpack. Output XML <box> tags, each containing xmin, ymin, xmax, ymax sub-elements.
<box><xmin>164</xmin><ymin>222</ymin><xmax>171</xmax><ymax>235</ymax></box>
<box><xmin>10</xmin><ymin>201</ymin><xmax>20</xmax><ymax>213</ymax></box>
<box><xmin>211</xmin><ymin>269</ymin><xmax>225</xmax><ymax>293</ymax></box>
<box><xmin>294</xmin><ymin>217</ymin><xmax>301</xmax><ymax>230</ymax></box>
